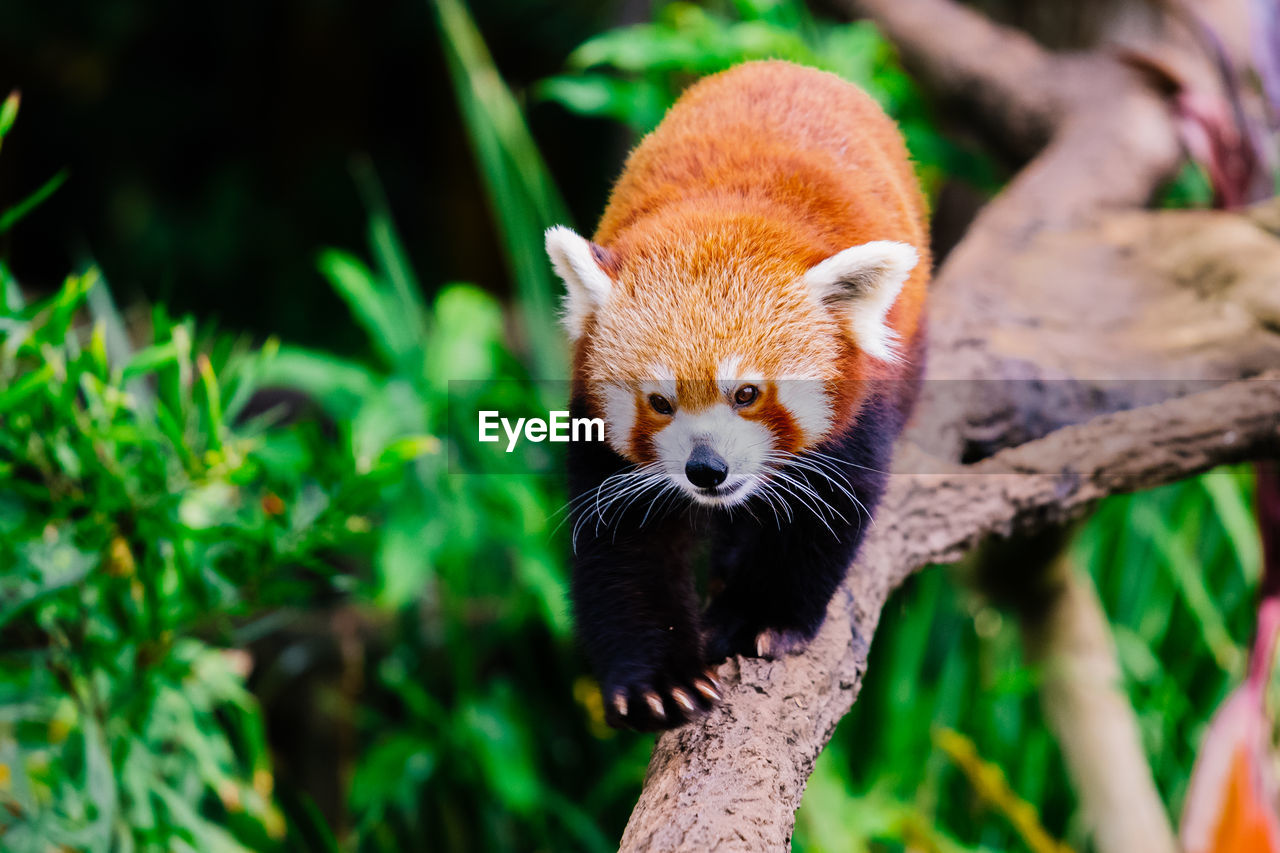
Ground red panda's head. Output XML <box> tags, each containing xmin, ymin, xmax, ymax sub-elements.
<box><xmin>546</xmin><ymin>217</ymin><xmax>917</xmax><ymax>508</ymax></box>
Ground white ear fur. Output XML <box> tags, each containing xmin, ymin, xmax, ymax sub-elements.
<box><xmin>545</xmin><ymin>225</ymin><xmax>614</xmax><ymax>339</ymax></box>
<box><xmin>803</xmin><ymin>240</ymin><xmax>918</xmax><ymax>362</ymax></box>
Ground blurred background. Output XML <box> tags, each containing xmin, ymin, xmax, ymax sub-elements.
<box><xmin>0</xmin><ymin>0</ymin><xmax>1273</xmax><ymax>851</ymax></box>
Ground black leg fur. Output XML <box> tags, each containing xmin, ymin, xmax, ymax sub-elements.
<box><xmin>568</xmin><ymin>381</ymin><xmax>916</xmax><ymax>729</ymax></box>
<box><xmin>702</xmin><ymin>390</ymin><xmax>905</xmax><ymax>661</ymax></box>
<box><xmin>567</xmin><ymin>410</ymin><xmax>721</xmax><ymax>731</ymax></box>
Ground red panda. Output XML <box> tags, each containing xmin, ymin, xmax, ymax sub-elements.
<box><xmin>545</xmin><ymin>60</ymin><xmax>930</xmax><ymax>730</ymax></box>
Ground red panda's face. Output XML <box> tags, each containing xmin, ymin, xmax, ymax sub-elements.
<box><xmin>593</xmin><ymin>371</ymin><xmax>836</xmax><ymax>507</ymax></box>
<box><xmin>545</xmin><ymin>221</ymin><xmax>917</xmax><ymax>508</ymax></box>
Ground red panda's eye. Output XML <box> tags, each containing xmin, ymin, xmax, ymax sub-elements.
<box><xmin>648</xmin><ymin>394</ymin><xmax>674</xmax><ymax>415</ymax></box>
<box><xmin>734</xmin><ymin>384</ymin><xmax>759</xmax><ymax>406</ymax></box>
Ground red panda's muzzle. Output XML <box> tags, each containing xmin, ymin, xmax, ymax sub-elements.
<box><xmin>684</xmin><ymin>444</ymin><xmax>729</xmax><ymax>490</ymax></box>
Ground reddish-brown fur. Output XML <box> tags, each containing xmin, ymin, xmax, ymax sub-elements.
<box><xmin>563</xmin><ymin>63</ymin><xmax>931</xmax><ymax>728</ymax></box>
<box><xmin>575</xmin><ymin>59</ymin><xmax>930</xmax><ymax>453</ymax></box>
<box><xmin>742</xmin><ymin>384</ymin><xmax>802</xmax><ymax>454</ymax></box>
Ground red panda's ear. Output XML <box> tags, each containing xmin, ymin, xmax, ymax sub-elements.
<box><xmin>545</xmin><ymin>226</ymin><xmax>614</xmax><ymax>340</ymax></box>
<box><xmin>803</xmin><ymin>241</ymin><xmax>917</xmax><ymax>362</ymax></box>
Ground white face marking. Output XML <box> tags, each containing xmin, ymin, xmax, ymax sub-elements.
<box><xmin>637</xmin><ymin>363</ymin><xmax>678</xmax><ymax>409</ymax></box>
<box><xmin>600</xmin><ymin>383</ymin><xmax>636</xmax><ymax>457</ymax></box>
<box><xmin>639</xmin><ymin>378</ymin><xmax>677</xmax><ymax>402</ymax></box>
<box><xmin>647</xmin><ymin>362</ymin><xmax>677</xmax><ymax>382</ymax></box>
<box><xmin>776</xmin><ymin>377</ymin><xmax>833</xmax><ymax>442</ymax></box>
<box><xmin>717</xmin><ymin>355</ymin><xmax>743</xmax><ymax>380</ymax></box>
<box><xmin>595</xmin><ymin>359</ymin><xmax>840</xmax><ymax>510</ymax></box>
<box><xmin>652</xmin><ymin>402</ymin><xmax>774</xmax><ymax>506</ymax></box>
<box><xmin>716</xmin><ymin>354</ymin><xmax>762</xmax><ymax>400</ymax></box>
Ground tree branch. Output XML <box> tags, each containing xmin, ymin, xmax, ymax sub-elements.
<box><xmin>622</xmin><ymin>374</ymin><xmax>1280</xmax><ymax>851</ymax></box>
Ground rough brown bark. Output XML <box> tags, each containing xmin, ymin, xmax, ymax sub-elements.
<box><xmin>617</xmin><ymin>0</ymin><xmax>1280</xmax><ymax>849</ymax></box>
<box><xmin>622</xmin><ymin>375</ymin><xmax>1280</xmax><ymax>851</ymax></box>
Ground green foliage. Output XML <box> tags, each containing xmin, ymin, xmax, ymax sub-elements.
<box><xmin>433</xmin><ymin>0</ymin><xmax>570</xmax><ymax>380</ymax></box>
<box><xmin>537</xmin><ymin>0</ymin><xmax>1001</xmax><ymax>197</ymax></box>
<box><xmin>0</xmin><ymin>90</ymin><xmax>68</xmax><ymax>235</ymax></box>
<box><xmin>1156</xmin><ymin>161</ymin><xmax>1217</xmax><ymax>209</ymax></box>
<box><xmin>260</xmin><ymin>168</ymin><xmax>640</xmax><ymax>851</ymax></box>
<box><xmin>0</xmin><ymin>265</ymin><xmax>376</xmax><ymax>850</ymax></box>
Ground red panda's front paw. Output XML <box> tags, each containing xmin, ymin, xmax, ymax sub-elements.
<box><xmin>603</xmin><ymin>667</ymin><xmax>723</xmax><ymax>731</ymax></box>
<box><xmin>752</xmin><ymin>627</ymin><xmax>814</xmax><ymax>661</ymax></box>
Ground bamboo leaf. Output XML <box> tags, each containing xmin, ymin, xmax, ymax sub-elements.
<box><xmin>0</xmin><ymin>169</ymin><xmax>69</xmax><ymax>233</ymax></box>
<box><xmin>431</xmin><ymin>0</ymin><xmax>568</xmax><ymax>380</ymax></box>
<box><xmin>0</xmin><ymin>90</ymin><xmax>19</xmax><ymax>141</ymax></box>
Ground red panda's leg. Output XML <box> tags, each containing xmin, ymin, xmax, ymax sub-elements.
<box><xmin>567</xmin><ymin>438</ymin><xmax>722</xmax><ymax>730</ymax></box>
<box><xmin>703</xmin><ymin>507</ymin><xmax>871</xmax><ymax>661</ymax></box>
<box><xmin>703</xmin><ymin>392</ymin><xmax>903</xmax><ymax>661</ymax></box>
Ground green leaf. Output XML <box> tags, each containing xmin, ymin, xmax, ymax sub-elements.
<box><xmin>122</xmin><ymin>341</ymin><xmax>181</xmax><ymax>379</ymax></box>
<box><xmin>0</xmin><ymin>362</ymin><xmax>54</xmax><ymax>413</ymax></box>
<box><xmin>375</xmin><ymin>435</ymin><xmax>442</xmax><ymax>470</ymax></box>
<box><xmin>462</xmin><ymin>689</ymin><xmax>541</xmax><ymax>816</ymax></box>
<box><xmin>0</xmin><ymin>90</ymin><xmax>19</xmax><ymax>140</ymax></box>
<box><xmin>152</xmin><ymin>782</ymin><xmax>256</xmax><ymax>853</ymax></box>
<box><xmin>426</xmin><ymin>284</ymin><xmax>505</xmax><ymax>383</ymax></box>
<box><xmin>0</xmin><ymin>490</ymin><xmax>25</xmax><ymax>534</ymax></box>
<box><xmin>1113</xmin><ymin>624</ymin><xmax>1163</xmax><ymax>684</ymax></box>
<box><xmin>196</xmin><ymin>354</ymin><xmax>224</xmax><ymax>452</ymax></box>
<box><xmin>351</xmin><ymin>158</ymin><xmax>431</xmax><ymax>346</ymax></box>
<box><xmin>316</xmin><ymin>249</ymin><xmax>411</xmax><ymax>368</ymax></box>
<box><xmin>516</xmin><ymin>550</ymin><xmax>570</xmax><ymax>637</ymax></box>
<box><xmin>375</xmin><ymin>495</ymin><xmax>438</xmax><ymax>606</ymax></box>
<box><xmin>0</xmin><ymin>259</ymin><xmax>22</xmax><ymax>313</ymax></box>
<box><xmin>568</xmin><ymin>22</ymin><xmax>707</xmax><ymax>72</ymax></box>
<box><xmin>1199</xmin><ymin>467</ymin><xmax>1261</xmax><ymax>586</ymax></box>
<box><xmin>1</xmin><ymin>535</ymin><xmax>97</xmax><ymax>628</ymax></box>
<box><xmin>431</xmin><ymin>0</ymin><xmax>568</xmax><ymax>379</ymax></box>
<box><xmin>350</xmin><ymin>734</ymin><xmax>437</xmax><ymax>817</ymax></box>
<box><xmin>256</xmin><ymin>345</ymin><xmax>377</xmax><ymax>420</ymax></box>
<box><xmin>535</xmin><ymin>74</ymin><xmax>669</xmax><ymax>133</ymax></box>
<box><xmin>1133</xmin><ymin>502</ymin><xmax>1245</xmax><ymax>676</ymax></box>
<box><xmin>81</xmin><ymin>712</ymin><xmax>119</xmax><ymax>853</ymax></box>
<box><xmin>0</xmin><ymin>169</ymin><xmax>69</xmax><ymax>233</ymax></box>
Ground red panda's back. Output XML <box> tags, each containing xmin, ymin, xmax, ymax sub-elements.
<box><xmin>594</xmin><ymin>60</ymin><xmax>929</xmax><ymax>351</ymax></box>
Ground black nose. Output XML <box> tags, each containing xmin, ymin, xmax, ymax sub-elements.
<box><xmin>685</xmin><ymin>445</ymin><xmax>728</xmax><ymax>489</ymax></box>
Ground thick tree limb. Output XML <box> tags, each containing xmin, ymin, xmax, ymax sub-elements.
<box><xmin>617</xmin><ymin>0</ymin><xmax>1280</xmax><ymax>848</ymax></box>
<box><xmin>622</xmin><ymin>375</ymin><xmax>1280</xmax><ymax>850</ymax></box>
